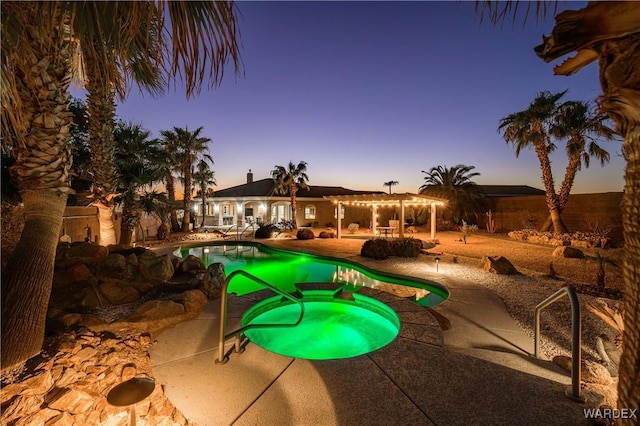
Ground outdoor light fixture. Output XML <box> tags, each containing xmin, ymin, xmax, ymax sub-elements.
<box><xmin>434</xmin><ymin>256</ymin><xmax>441</xmax><ymax>272</ymax></box>
<box><xmin>204</xmin><ymin>248</ymin><xmax>210</xmax><ymax>253</ymax></box>
<box><xmin>107</xmin><ymin>364</ymin><xmax>155</xmax><ymax>426</ymax></box>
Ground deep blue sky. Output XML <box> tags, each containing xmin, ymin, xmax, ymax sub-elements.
<box><xmin>111</xmin><ymin>1</ymin><xmax>623</xmax><ymax>194</ymax></box>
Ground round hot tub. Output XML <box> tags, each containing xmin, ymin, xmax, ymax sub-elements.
<box><xmin>241</xmin><ymin>290</ymin><xmax>400</xmax><ymax>360</ymax></box>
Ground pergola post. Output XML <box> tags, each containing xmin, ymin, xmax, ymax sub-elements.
<box><xmin>336</xmin><ymin>202</ymin><xmax>342</xmax><ymax>239</ymax></box>
<box><xmin>430</xmin><ymin>201</ymin><xmax>437</xmax><ymax>240</ymax></box>
<box><xmin>399</xmin><ymin>200</ymin><xmax>405</xmax><ymax>239</ymax></box>
<box><xmin>371</xmin><ymin>204</ymin><xmax>377</xmax><ymax>236</ymax></box>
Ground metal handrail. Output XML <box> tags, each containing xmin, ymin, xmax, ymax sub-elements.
<box><xmin>239</xmin><ymin>224</ymin><xmax>256</xmax><ymax>240</ymax></box>
<box><xmin>216</xmin><ymin>270</ymin><xmax>305</xmax><ymax>364</ymax></box>
<box><xmin>534</xmin><ymin>286</ymin><xmax>583</xmax><ymax>401</ymax></box>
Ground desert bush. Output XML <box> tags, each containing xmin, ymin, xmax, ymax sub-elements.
<box><xmin>318</xmin><ymin>231</ymin><xmax>335</xmax><ymax>239</ymax></box>
<box><xmin>347</xmin><ymin>223</ymin><xmax>360</xmax><ymax>234</ymax></box>
<box><xmin>460</xmin><ymin>220</ymin><xmax>478</xmax><ymax>244</ymax></box>
<box><xmin>391</xmin><ymin>238</ymin><xmax>421</xmax><ymax>257</ymax></box>
<box><xmin>296</xmin><ymin>228</ymin><xmax>315</xmax><ymax>240</ymax></box>
<box><xmin>361</xmin><ymin>238</ymin><xmax>391</xmax><ymax>259</ymax></box>
<box><xmin>255</xmin><ymin>224</ymin><xmax>276</xmax><ymax>239</ymax></box>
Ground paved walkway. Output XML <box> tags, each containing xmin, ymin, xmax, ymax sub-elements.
<box><xmin>151</xmin><ymin>238</ymin><xmax>591</xmax><ymax>425</ymax></box>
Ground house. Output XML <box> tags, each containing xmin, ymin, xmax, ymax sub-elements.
<box><xmin>191</xmin><ymin>170</ymin><xmax>384</xmax><ymax>228</ymax></box>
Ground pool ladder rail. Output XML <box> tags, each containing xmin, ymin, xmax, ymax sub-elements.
<box><xmin>216</xmin><ymin>270</ymin><xmax>305</xmax><ymax>364</ymax></box>
<box><xmin>534</xmin><ymin>286</ymin><xmax>584</xmax><ymax>402</ymax></box>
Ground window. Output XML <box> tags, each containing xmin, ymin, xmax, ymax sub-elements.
<box><xmin>304</xmin><ymin>205</ymin><xmax>316</xmax><ymax>220</ymax></box>
<box><xmin>334</xmin><ymin>206</ymin><xmax>345</xmax><ymax>219</ymax></box>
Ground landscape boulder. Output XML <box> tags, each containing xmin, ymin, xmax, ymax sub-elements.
<box><xmin>98</xmin><ymin>280</ymin><xmax>140</xmax><ymax>305</ymax></box>
<box><xmin>552</xmin><ymin>246</ymin><xmax>585</xmax><ymax>259</ymax></box>
<box><xmin>200</xmin><ymin>263</ymin><xmax>226</xmax><ymax>299</ymax></box>
<box><xmin>138</xmin><ymin>254</ymin><xmax>174</xmax><ymax>282</ymax></box>
<box><xmin>179</xmin><ymin>254</ymin><xmax>206</xmax><ymax>273</ymax></box>
<box><xmin>553</xmin><ymin>355</ymin><xmax>613</xmax><ymax>385</ymax></box>
<box><xmin>480</xmin><ymin>256</ymin><xmax>519</xmax><ymax>275</ymax></box>
<box><xmin>171</xmin><ymin>289</ymin><xmax>208</xmax><ymax>314</ymax></box>
<box><xmin>96</xmin><ymin>254</ymin><xmax>132</xmax><ymax>280</ymax></box>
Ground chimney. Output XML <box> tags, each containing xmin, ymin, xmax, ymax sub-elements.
<box><xmin>247</xmin><ymin>169</ymin><xmax>253</xmax><ymax>184</ymax></box>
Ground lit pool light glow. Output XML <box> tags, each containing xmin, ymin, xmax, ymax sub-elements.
<box><xmin>241</xmin><ymin>290</ymin><xmax>400</xmax><ymax>359</ymax></box>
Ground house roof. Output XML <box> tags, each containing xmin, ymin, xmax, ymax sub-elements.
<box><xmin>478</xmin><ymin>185</ymin><xmax>545</xmax><ymax>197</ymax></box>
<box><xmin>212</xmin><ymin>178</ymin><xmax>384</xmax><ymax>199</ymax></box>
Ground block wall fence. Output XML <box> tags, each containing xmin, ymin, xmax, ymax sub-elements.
<box><xmin>482</xmin><ymin>192</ymin><xmax>623</xmax><ymax>241</ymax></box>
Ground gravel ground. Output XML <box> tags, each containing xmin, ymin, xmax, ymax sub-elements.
<box><xmin>409</xmin><ymin>231</ymin><xmax>623</xmax><ymax>362</ymax></box>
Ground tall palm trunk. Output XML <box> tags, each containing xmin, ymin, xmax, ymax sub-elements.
<box><xmin>2</xmin><ymin>191</ymin><xmax>68</xmax><ymax>368</ymax></box>
<box><xmin>289</xmin><ymin>182</ymin><xmax>298</xmax><ymax>229</ymax></box>
<box><xmin>166</xmin><ymin>172</ymin><xmax>180</xmax><ymax>232</ymax></box>
<box><xmin>86</xmin><ymin>81</ymin><xmax>118</xmax><ymax>245</ymax></box>
<box><xmin>182</xmin><ymin>165</ymin><xmax>192</xmax><ymax>232</ymax></box>
<box><xmin>599</xmin><ymin>35</ymin><xmax>640</xmax><ymax>418</ymax></box>
<box><xmin>119</xmin><ymin>198</ymin><xmax>138</xmax><ymax>245</ymax></box>
<box><xmin>534</xmin><ymin>143</ymin><xmax>569</xmax><ymax>233</ymax></box>
<box><xmin>1</xmin><ymin>11</ymin><xmax>73</xmax><ymax>368</ymax></box>
<box><xmin>540</xmin><ymin>151</ymin><xmax>582</xmax><ymax>232</ymax></box>
<box><xmin>201</xmin><ymin>183</ymin><xmax>207</xmax><ymax>228</ymax></box>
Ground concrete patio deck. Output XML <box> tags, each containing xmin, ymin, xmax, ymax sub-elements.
<box><xmin>150</xmin><ymin>237</ymin><xmax>592</xmax><ymax>425</ymax></box>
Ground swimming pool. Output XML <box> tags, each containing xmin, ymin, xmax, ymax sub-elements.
<box><xmin>177</xmin><ymin>242</ymin><xmax>448</xmax><ymax>307</ymax></box>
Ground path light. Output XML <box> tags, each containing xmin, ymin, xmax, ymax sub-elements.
<box><xmin>434</xmin><ymin>256</ymin><xmax>441</xmax><ymax>272</ymax></box>
<box><xmin>107</xmin><ymin>364</ymin><xmax>155</xmax><ymax>426</ymax></box>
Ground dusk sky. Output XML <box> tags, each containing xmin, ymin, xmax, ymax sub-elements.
<box><xmin>110</xmin><ymin>1</ymin><xmax>623</xmax><ymax>195</ymax></box>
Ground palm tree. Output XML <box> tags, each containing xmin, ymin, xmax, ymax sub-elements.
<box><xmin>419</xmin><ymin>164</ymin><xmax>485</xmax><ymax>225</ymax></box>
<box><xmin>0</xmin><ymin>1</ymin><xmax>240</xmax><ymax>369</ymax></box>
<box><xmin>536</xmin><ymin>100</ymin><xmax>617</xmax><ymax>231</ymax></box>
<box><xmin>482</xmin><ymin>1</ymin><xmax>640</xmax><ymax>413</ymax></box>
<box><xmin>271</xmin><ymin>161</ymin><xmax>310</xmax><ymax>229</ymax></box>
<box><xmin>498</xmin><ymin>90</ymin><xmax>569</xmax><ymax>234</ymax></box>
<box><xmin>156</xmin><ymin>137</ymin><xmax>182</xmax><ymax>232</ymax></box>
<box><xmin>193</xmin><ymin>159</ymin><xmax>217</xmax><ymax>228</ymax></box>
<box><xmin>138</xmin><ymin>190</ymin><xmax>172</xmax><ymax>240</ymax></box>
<box><xmin>160</xmin><ymin>126</ymin><xmax>213</xmax><ymax>232</ymax></box>
<box><xmin>82</xmin><ymin>16</ymin><xmax>165</xmax><ymax>246</ymax></box>
<box><xmin>383</xmin><ymin>180</ymin><xmax>399</xmax><ymax>194</ymax></box>
<box><xmin>113</xmin><ymin>122</ymin><xmax>163</xmax><ymax>245</ymax></box>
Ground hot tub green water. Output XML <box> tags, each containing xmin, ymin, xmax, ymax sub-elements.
<box><xmin>241</xmin><ymin>291</ymin><xmax>400</xmax><ymax>359</ymax></box>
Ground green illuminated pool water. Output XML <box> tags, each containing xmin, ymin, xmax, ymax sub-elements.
<box><xmin>241</xmin><ymin>290</ymin><xmax>400</xmax><ymax>359</ymax></box>
<box><xmin>178</xmin><ymin>242</ymin><xmax>448</xmax><ymax>307</ymax></box>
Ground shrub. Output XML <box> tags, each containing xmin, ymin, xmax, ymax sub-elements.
<box><xmin>296</xmin><ymin>228</ymin><xmax>315</xmax><ymax>240</ymax></box>
<box><xmin>360</xmin><ymin>239</ymin><xmax>391</xmax><ymax>259</ymax></box>
<box><xmin>460</xmin><ymin>220</ymin><xmax>478</xmax><ymax>244</ymax></box>
<box><xmin>255</xmin><ymin>224</ymin><xmax>276</xmax><ymax>239</ymax></box>
<box><xmin>391</xmin><ymin>238</ymin><xmax>422</xmax><ymax>258</ymax></box>
<box><xmin>318</xmin><ymin>231</ymin><xmax>335</xmax><ymax>239</ymax></box>
<box><xmin>347</xmin><ymin>223</ymin><xmax>360</xmax><ymax>234</ymax></box>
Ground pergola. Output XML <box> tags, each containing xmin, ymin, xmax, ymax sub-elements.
<box><xmin>323</xmin><ymin>193</ymin><xmax>448</xmax><ymax>240</ymax></box>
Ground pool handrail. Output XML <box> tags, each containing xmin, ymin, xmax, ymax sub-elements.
<box><xmin>534</xmin><ymin>286</ymin><xmax>583</xmax><ymax>402</ymax></box>
<box><xmin>216</xmin><ymin>269</ymin><xmax>305</xmax><ymax>364</ymax></box>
